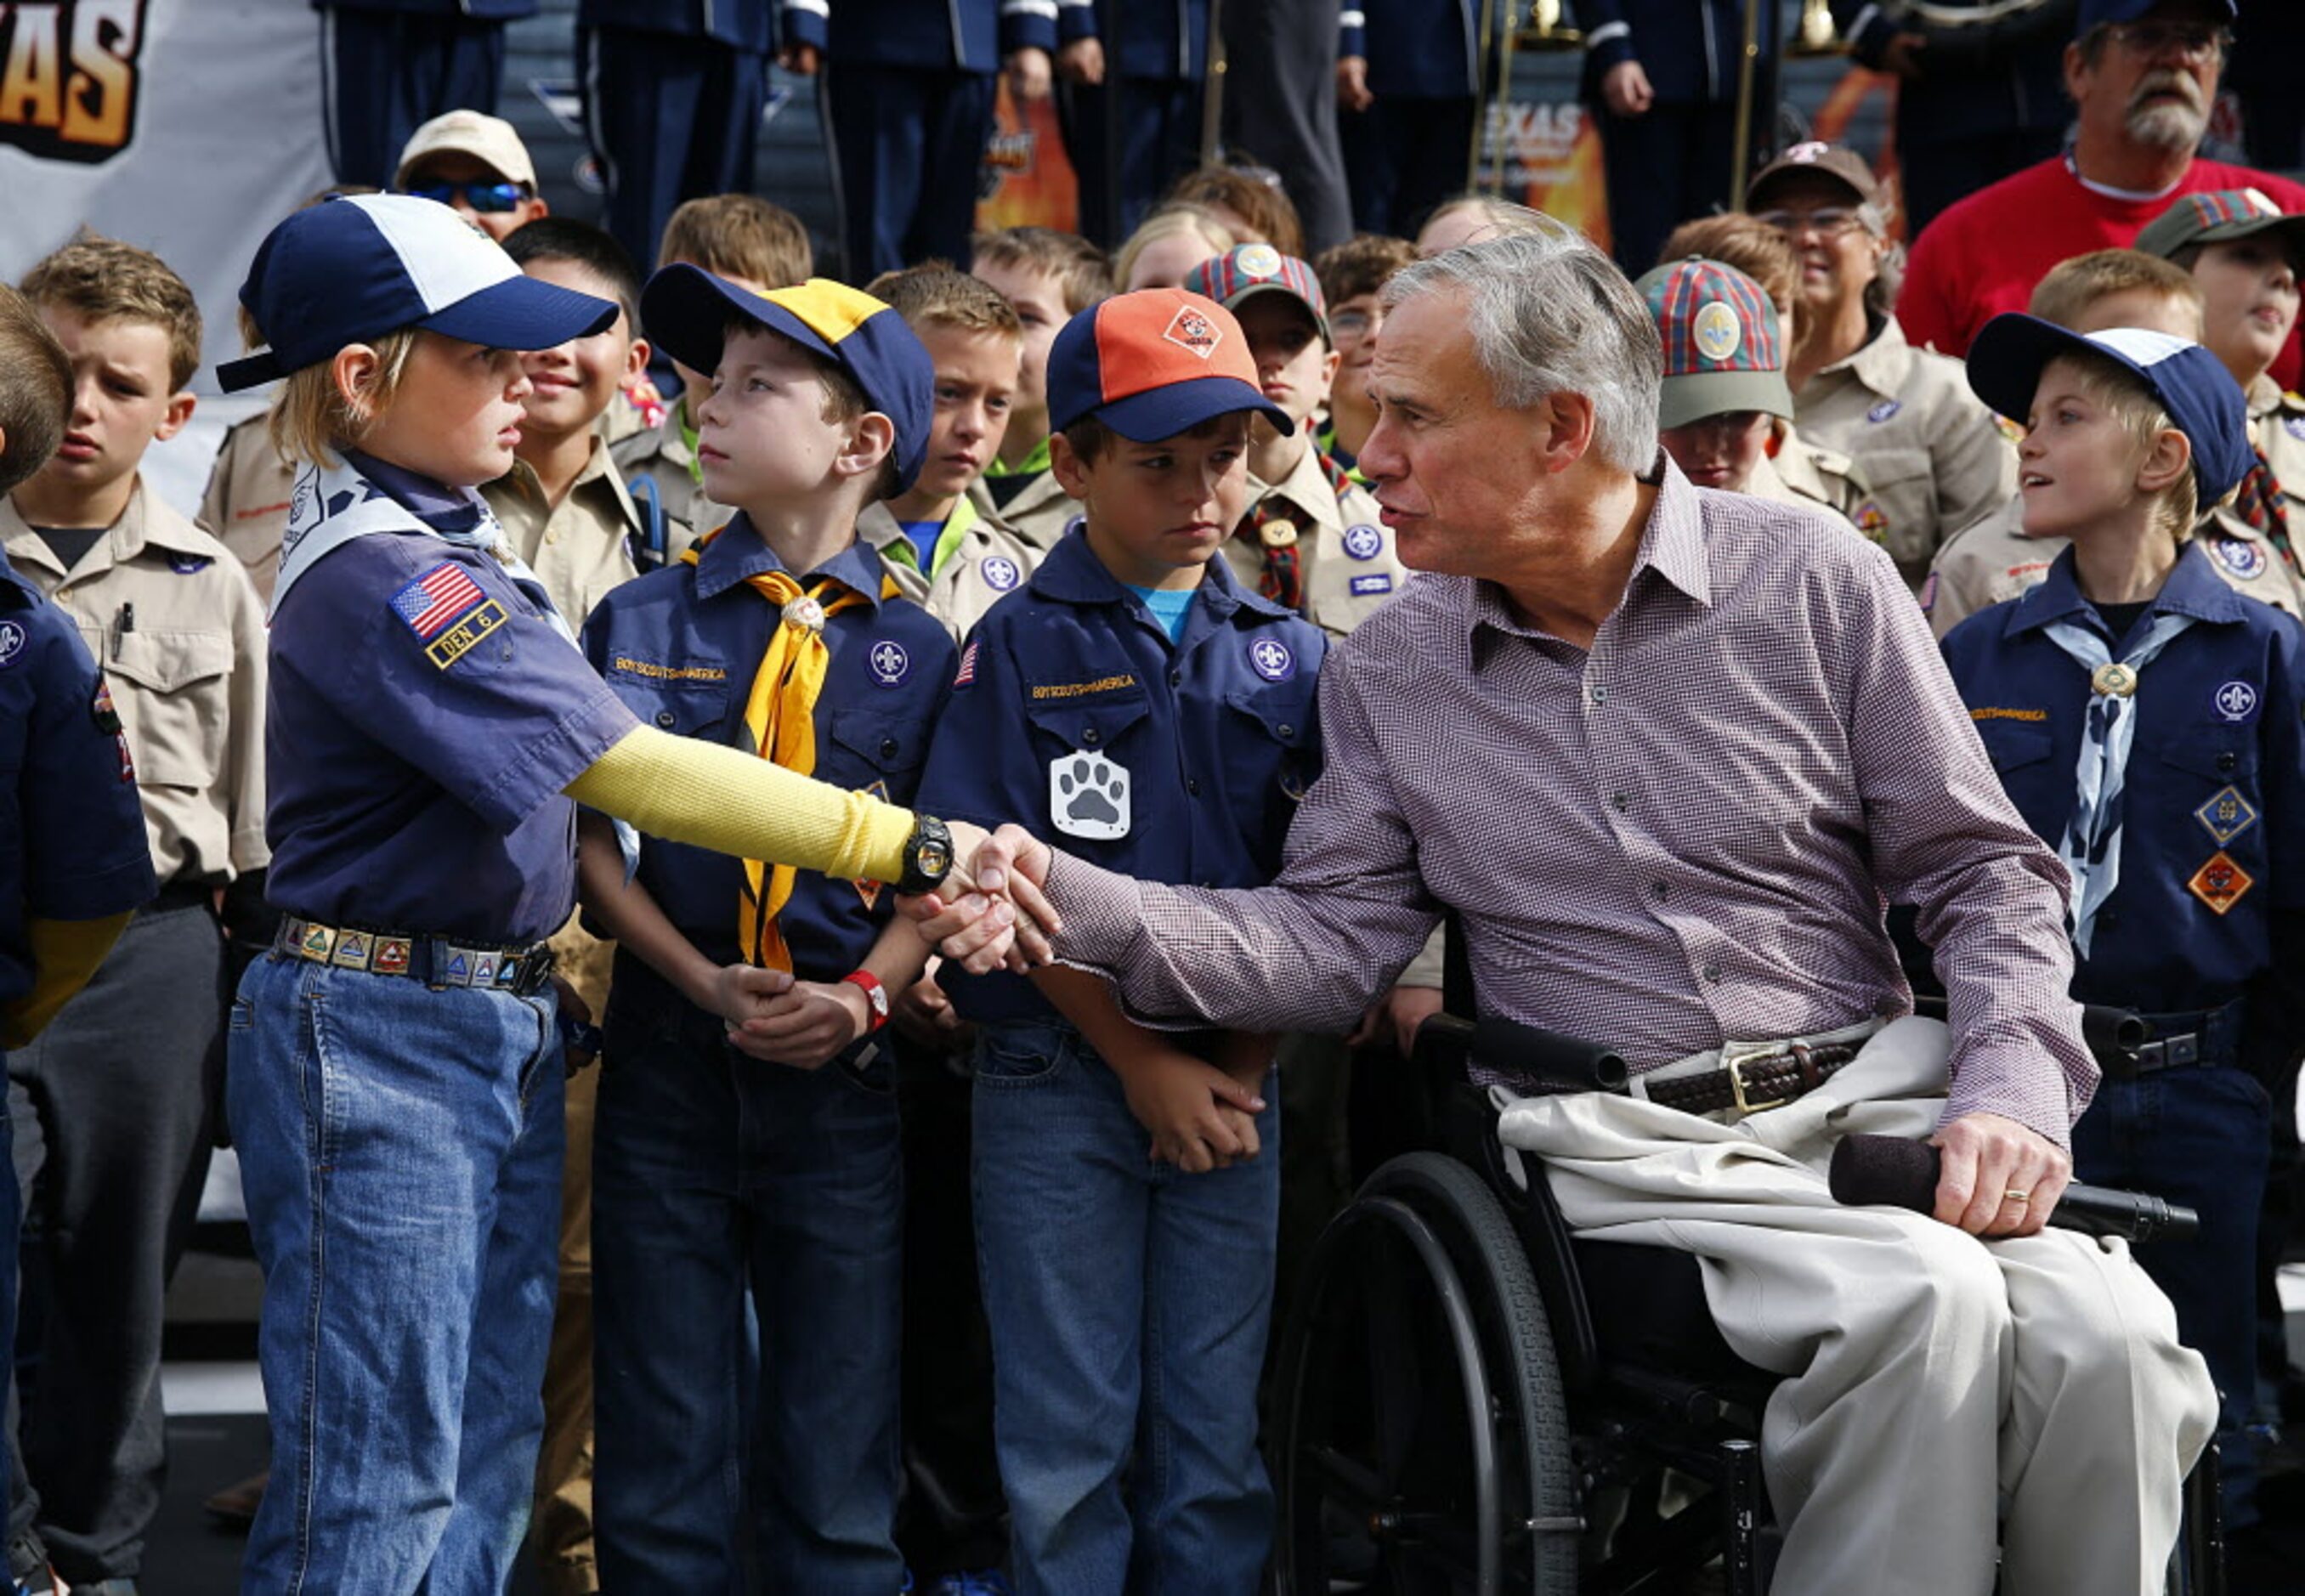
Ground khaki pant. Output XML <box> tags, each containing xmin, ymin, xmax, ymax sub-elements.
<box><xmin>1495</xmin><ymin>1017</ymin><xmax>2217</xmax><ymax>1596</ymax></box>
<box><xmin>533</xmin><ymin>920</ymin><xmax>614</xmax><ymax>1596</ymax></box>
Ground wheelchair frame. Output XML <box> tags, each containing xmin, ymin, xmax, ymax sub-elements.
<box><xmin>1267</xmin><ymin>1014</ymin><xmax>2227</xmax><ymax>1596</ymax></box>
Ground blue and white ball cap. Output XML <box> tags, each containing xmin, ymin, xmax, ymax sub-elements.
<box><xmin>218</xmin><ymin>194</ymin><xmax>617</xmax><ymax>393</ymax></box>
<box><xmin>1965</xmin><ymin>314</ymin><xmax>2254</xmax><ymax>504</ymax></box>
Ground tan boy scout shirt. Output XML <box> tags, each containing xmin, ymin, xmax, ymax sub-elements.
<box><xmin>607</xmin><ymin>405</ymin><xmax>725</xmax><ymax>562</ymax></box>
<box><xmin>1745</xmin><ymin>427</ymin><xmax>1870</xmax><ymax>541</ymax></box>
<box><xmin>2247</xmin><ymin>376</ymin><xmax>2305</xmax><ymax>522</ymax></box>
<box><xmin>1924</xmin><ymin>493</ymin><xmax>2305</xmax><ymax>637</ymax></box>
<box><xmin>1792</xmin><ymin>315</ymin><xmax>2019</xmax><ymax>586</ymax></box>
<box><xmin>970</xmin><ymin>467</ymin><xmax>1079</xmax><ymax>554</ymax></box>
<box><xmin>195</xmin><ymin>415</ymin><xmax>297</xmax><ymax>605</ymax></box>
<box><xmin>4</xmin><ymin>483</ymin><xmax>268</xmax><ymax>882</ymax></box>
<box><xmin>857</xmin><ymin>500</ymin><xmax>1041</xmax><ymax>643</ymax></box>
<box><xmin>1219</xmin><ymin>444</ymin><xmax>1410</xmax><ymax>641</ymax></box>
<box><xmin>483</xmin><ymin>439</ymin><xmax>646</xmax><ymax>629</ymax></box>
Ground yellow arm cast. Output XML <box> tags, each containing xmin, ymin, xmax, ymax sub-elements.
<box><xmin>3</xmin><ymin>912</ymin><xmax>135</xmax><ymax>1050</ymax></box>
<box><xmin>565</xmin><ymin>724</ymin><xmax>918</xmax><ymax>886</ymax></box>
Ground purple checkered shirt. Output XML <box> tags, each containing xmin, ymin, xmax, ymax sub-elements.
<box><xmin>1047</xmin><ymin>461</ymin><xmax>2098</xmax><ymax>1148</ymax></box>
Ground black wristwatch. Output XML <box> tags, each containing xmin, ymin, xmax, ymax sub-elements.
<box><xmin>897</xmin><ymin>815</ymin><xmax>955</xmax><ymax>895</ymax></box>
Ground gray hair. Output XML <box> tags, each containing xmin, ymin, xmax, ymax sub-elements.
<box><xmin>1383</xmin><ymin>212</ymin><xmax>1662</xmax><ymax>475</ymax></box>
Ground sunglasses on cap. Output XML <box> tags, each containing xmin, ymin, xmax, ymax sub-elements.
<box><xmin>404</xmin><ymin>179</ymin><xmax>532</xmax><ymax>215</ymax></box>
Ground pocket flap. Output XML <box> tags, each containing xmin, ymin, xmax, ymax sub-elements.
<box><xmin>105</xmin><ymin>629</ymin><xmax>231</xmax><ymax>693</ymax></box>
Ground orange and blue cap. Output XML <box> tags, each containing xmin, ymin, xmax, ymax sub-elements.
<box><xmin>638</xmin><ymin>265</ymin><xmax>935</xmax><ymax>494</ymax></box>
<box><xmin>1045</xmin><ymin>287</ymin><xmax>1294</xmax><ymax>441</ymax></box>
<box><xmin>1183</xmin><ymin>243</ymin><xmax>1332</xmax><ymax>347</ymax></box>
<box><xmin>1632</xmin><ymin>257</ymin><xmax>1794</xmax><ymax>430</ymax></box>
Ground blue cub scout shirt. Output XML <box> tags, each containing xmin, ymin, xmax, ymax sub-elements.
<box><xmin>263</xmin><ymin>487</ymin><xmax>639</xmax><ymax>947</ymax></box>
<box><xmin>1941</xmin><ymin>542</ymin><xmax>2305</xmax><ymax>1016</ymax></box>
<box><xmin>580</xmin><ymin>517</ymin><xmax>956</xmax><ymax>977</ymax></box>
<box><xmin>0</xmin><ymin>553</ymin><xmax>157</xmax><ymax>1010</ymax></box>
<box><xmin>918</xmin><ymin>524</ymin><xmax>1328</xmax><ymax>1024</ymax></box>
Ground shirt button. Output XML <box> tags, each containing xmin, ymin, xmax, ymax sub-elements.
<box><xmin>2217</xmin><ymin>751</ymin><xmax>2237</xmax><ymax>773</ymax></box>
<box><xmin>1277</xmin><ymin>722</ymin><xmax>1295</xmax><ymax>739</ymax></box>
<box><xmin>1186</xmin><ymin>778</ymin><xmax>1202</xmax><ymax>796</ymax></box>
<box><xmin>1169</xmin><ymin>669</ymin><xmax>1183</xmax><ymax>688</ymax></box>
<box><xmin>1703</xmin><ymin>961</ymin><xmax>1722</xmax><ymax>982</ymax></box>
<box><xmin>1082</xmin><ymin>727</ymin><xmax>1102</xmax><ymax>746</ymax></box>
<box><xmin>1612</xmin><ymin>793</ymin><xmax>1629</xmax><ymax>812</ymax></box>
<box><xmin>1589</xmin><ymin>684</ymin><xmax>1609</xmax><ymax>705</ymax></box>
<box><xmin>879</xmin><ymin>737</ymin><xmax>900</xmax><ymax>761</ymax></box>
<box><xmin>1652</xmin><ymin>881</ymin><xmax>1669</xmax><ymax>899</ymax></box>
<box><xmin>654</xmin><ymin>710</ymin><xmax>677</xmax><ymax>728</ymax></box>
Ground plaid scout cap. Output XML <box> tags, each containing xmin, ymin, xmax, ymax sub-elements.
<box><xmin>394</xmin><ymin>109</ymin><xmax>537</xmax><ymax>190</ymax></box>
<box><xmin>1967</xmin><ymin>314</ymin><xmax>2253</xmax><ymax>501</ymax></box>
<box><xmin>2134</xmin><ymin>189</ymin><xmax>2305</xmax><ymax>265</ymax></box>
<box><xmin>1746</xmin><ymin>141</ymin><xmax>1879</xmax><ymax>211</ymax></box>
<box><xmin>1633</xmin><ymin>258</ymin><xmax>1794</xmax><ymax>430</ymax></box>
<box><xmin>1045</xmin><ymin>287</ymin><xmax>1294</xmax><ymax>441</ymax></box>
<box><xmin>1182</xmin><ymin>243</ymin><xmax>1332</xmax><ymax>347</ymax></box>
<box><xmin>640</xmin><ymin>266</ymin><xmax>936</xmax><ymax>494</ymax></box>
<box><xmin>218</xmin><ymin>194</ymin><xmax>616</xmax><ymax>392</ymax></box>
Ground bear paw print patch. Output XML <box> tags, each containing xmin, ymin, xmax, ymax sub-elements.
<box><xmin>1050</xmin><ymin>750</ymin><xmax>1131</xmax><ymax>840</ymax></box>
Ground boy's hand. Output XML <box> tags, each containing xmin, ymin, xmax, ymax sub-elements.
<box><xmin>1005</xmin><ymin>46</ymin><xmax>1053</xmax><ymax>102</ymax></box>
<box><xmin>909</xmin><ymin>822</ymin><xmax>1059</xmax><ymax>973</ymax></box>
<box><xmin>1119</xmin><ymin>1051</ymin><xmax>1268</xmax><ymax>1174</ymax></box>
<box><xmin>703</xmin><ymin>962</ymin><xmax>796</xmax><ymax>1033</ymax></box>
<box><xmin>730</xmin><ymin>979</ymin><xmax>870</xmax><ymax>1069</ymax></box>
<box><xmin>1057</xmin><ymin>37</ymin><xmax>1105</xmax><ymax>85</ymax></box>
<box><xmin>892</xmin><ymin>971</ymin><xmax>971</xmax><ymax>1048</ymax></box>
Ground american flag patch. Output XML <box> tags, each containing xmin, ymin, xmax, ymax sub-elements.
<box><xmin>954</xmin><ymin>639</ymin><xmax>979</xmax><ymax>688</ymax></box>
<box><xmin>391</xmin><ymin>562</ymin><xmax>488</xmax><ymax>641</ymax></box>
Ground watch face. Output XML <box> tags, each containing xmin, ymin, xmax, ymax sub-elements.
<box><xmin>919</xmin><ymin>839</ymin><xmax>954</xmax><ymax>880</ymax></box>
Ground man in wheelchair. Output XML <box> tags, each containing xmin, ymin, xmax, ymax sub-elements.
<box><xmin>918</xmin><ymin>217</ymin><xmax>2219</xmax><ymax>1593</ymax></box>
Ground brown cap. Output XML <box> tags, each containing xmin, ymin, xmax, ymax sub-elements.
<box><xmin>394</xmin><ymin>110</ymin><xmax>536</xmax><ymax>191</ymax></box>
<box><xmin>1746</xmin><ymin>141</ymin><xmax>1879</xmax><ymax>211</ymax></box>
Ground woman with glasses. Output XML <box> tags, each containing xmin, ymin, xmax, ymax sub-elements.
<box><xmin>1747</xmin><ymin>143</ymin><xmax>2019</xmax><ymax>590</ymax></box>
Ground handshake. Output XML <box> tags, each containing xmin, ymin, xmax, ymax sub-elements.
<box><xmin>903</xmin><ymin>821</ymin><xmax>1062</xmax><ymax>975</ymax></box>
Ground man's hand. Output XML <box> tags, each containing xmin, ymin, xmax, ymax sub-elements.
<box><xmin>1930</xmin><ymin>1112</ymin><xmax>2071</xmax><ymax>1237</ymax></box>
<box><xmin>1119</xmin><ymin>1050</ymin><xmax>1268</xmax><ymax>1174</ymax></box>
<box><xmin>729</xmin><ymin>979</ymin><xmax>869</xmax><ymax>1069</ymax></box>
<box><xmin>1057</xmin><ymin>37</ymin><xmax>1106</xmax><ymax>85</ymax></box>
<box><xmin>1337</xmin><ymin>55</ymin><xmax>1374</xmax><ymax>112</ymax></box>
<box><xmin>778</xmin><ymin>41</ymin><xmax>822</xmax><ymax>75</ymax></box>
<box><xmin>1005</xmin><ymin>46</ymin><xmax>1053</xmax><ymax>102</ymax></box>
<box><xmin>1600</xmin><ymin>59</ymin><xmax>1654</xmax><ymax>117</ymax></box>
<box><xmin>906</xmin><ymin>823</ymin><xmax>1057</xmax><ymax>973</ymax></box>
<box><xmin>1348</xmin><ymin>983</ymin><xmax>1446</xmax><ymax>1057</ymax></box>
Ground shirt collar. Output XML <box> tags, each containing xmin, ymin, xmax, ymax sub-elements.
<box><xmin>2008</xmin><ymin>540</ymin><xmax>2248</xmax><ymax>638</ymax></box>
<box><xmin>1830</xmin><ymin>314</ymin><xmax>1911</xmax><ymax>397</ymax></box>
<box><xmin>1247</xmin><ymin>443</ymin><xmax>1347</xmax><ymax>533</ymax></box>
<box><xmin>347</xmin><ymin>450</ymin><xmax>473</xmax><ymax>522</ymax></box>
<box><xmin>692</xmin><ymin>512</ymin><xmax>886</xmax><ymax>608</ymax></box>
<box><xmin>0</xmin><ymin>478</ymin><xmax>209</xmax><ymax>572</ymax></box>
<box><xmin>1460</xmin><ymin>456</ymin><xmax>1711</xmax><ymax>648</ymax></box>
<box><xmin>1026</xmin><ymin>521</ymin><xmax>1294</xmax><ymax>623</ymax></box>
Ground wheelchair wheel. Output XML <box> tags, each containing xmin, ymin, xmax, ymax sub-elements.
<box><xmin>1273</xmin><ymin>1152</ymin><xmax>1578</xmax><ymax>1595</ymax></box>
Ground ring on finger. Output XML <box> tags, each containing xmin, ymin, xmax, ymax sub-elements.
<box><xmin>2002</xmin><ymin>1188</ymin><xmax>2031</xmax><ymax>1205</ymax></box>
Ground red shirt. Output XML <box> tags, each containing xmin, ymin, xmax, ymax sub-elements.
<box><xmin>1899</xmin><ymin>154</ymin><xmax>2305</xmax><ymax>390</ymax></box>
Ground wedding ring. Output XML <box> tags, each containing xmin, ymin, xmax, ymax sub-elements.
<box><xmin>2002</xmin><ymin>1189</ymin><xmax>2031</xmax><ymax>1204</ymax></box>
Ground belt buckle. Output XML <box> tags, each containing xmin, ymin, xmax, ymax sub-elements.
<box><xmin>1724</xmin><ymin>1044</ymin><xmax>1795</xmax><ymax>1118</ymax></box>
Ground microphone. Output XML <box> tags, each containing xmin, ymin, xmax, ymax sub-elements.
<box><xmin>1826</xmin><ymin>1135</ymin><xmax>2196</xmax><ymax>1244</ymax></box>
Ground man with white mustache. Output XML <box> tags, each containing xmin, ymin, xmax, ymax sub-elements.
<box><xmin>1899</xmin><ymin>0</ymin><xmax>2305</xmax><ymax>388</ymax></box>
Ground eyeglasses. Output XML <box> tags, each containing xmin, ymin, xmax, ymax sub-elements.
<box><xmin>2104</xmin><ymin>21</ymin><xmax>2230</xmax><ymax>61</ymax></box>
<box><xmin>405</xmin><ymin>180</ymin><xmax>531</xmax><ymax>214</ymax></box>
<box><xmin>1755</xmin><ymin>207</ymin><xmax>1864</xmax><ymax>238</ymax></box>
<box><xmin>1331</xmin><ymin>307</ymin><xmax>1383</xmax><ymax>340</ymax></box>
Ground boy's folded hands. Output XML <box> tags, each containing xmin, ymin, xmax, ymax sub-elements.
<box><xmin>1116</xmin><ymin>1047</ymin><xmax>1269</xmax><ymax>1175</ymax></box>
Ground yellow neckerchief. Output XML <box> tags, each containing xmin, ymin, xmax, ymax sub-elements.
<box><xmin>881</xmin><ymin>494</ymin><xmax>980</xmax><ymax>584</ymax></box>
<box><xmin>681</xmin><ymin>529</ymin><xmax>902</xmax><ymax>971</ymax></box>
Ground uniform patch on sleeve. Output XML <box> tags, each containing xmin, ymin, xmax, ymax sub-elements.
<box><xmin>0</xmin><ymin>620</ymin><xmax>25</xmax><ymax>669</ymax></box>
<box><xmin>391</xmin><ymin>562</ymin><xmax>506</xmax><ymax>670</ymax></box>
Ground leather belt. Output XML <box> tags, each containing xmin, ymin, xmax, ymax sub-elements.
<box><xmin>275</xmin><ymin>916</ymin><xmax>557</xmax><ymax>996</ymax></box>
<box><xmin>1640</xmin><ymin>1039</ymin><xmax>1864</xmax><ymax>1118</ymax></box>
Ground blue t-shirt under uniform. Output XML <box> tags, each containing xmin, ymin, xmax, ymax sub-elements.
<box><xmin>1126</xmin><ymin>582</ymin><xmax>1196</xmax><ymax>643</ymax></box>
<box><xmin>262</xmin><ymin>460</ymin><xmax>638</xmax><ymax>946</ymax></box>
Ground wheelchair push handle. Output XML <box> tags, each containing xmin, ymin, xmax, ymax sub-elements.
<box><xmin>1827</xmin><ymin>1134</ymin><xmax>2198</xmax><ymax>1243</ymax></box>
<box><xmin>1910</xmin><ymin>994</ymin><xmax>2145</xmax><ymax>1067</ymax></box>
<box><xmin>1414</xmin><ymin>1013</ymin><xmax>1630</xmax><ymax>1095</ymax></box>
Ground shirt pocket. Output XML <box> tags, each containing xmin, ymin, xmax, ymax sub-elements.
<box><xmin>1021</xmin><ymin>688</ymin><xmax>1154</xmax><ymax>760</ymax></box>
<box><xmin>608</xmin><ymin>657</ymin><xmax>731</xmax><ymax>739</ymax></box>
<box><xmin>2151</xmin><ymin>728</ymin><xmax>2262</xmax><ymax>796</ymax></box>
<box><xmin>1855</xmin><ymin>444</ymin><xmax>1938</xmax><ymax>568</ymax></box>
<box><xmin>1222</xmin><ymin>681</ymin><xmax>1322</xmax><ymax>814</ymax></box>
<box><xmin>1973</xmin><ymin>717</ymin><xmax>2055</xmax><ymax>781</ymax></box>
<box><xmin>105</xmin><ymin>628</ymin><xmax>234</xmax><ymax>790</ymax></box>
<box><xmin>824</xmin><ymin>704</ymin><xmax>932</xmax><ymax>799</ymax></box>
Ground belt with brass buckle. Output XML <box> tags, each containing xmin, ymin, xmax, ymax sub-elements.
<box><xmin>1642</xmin><ymin>1039</ymin><xmax>1864</xmax><ymax>1119</ymax></box>
<box><xmin>275</xmin><ymin>916</ymin><xmax>557</xmax><ymax>995</ymax></box>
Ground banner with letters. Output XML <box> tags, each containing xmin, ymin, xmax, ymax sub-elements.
<box><xmin>0</xmin><ymin>0</ymin><xmax>334</xmax><ymax>391</ymax></box>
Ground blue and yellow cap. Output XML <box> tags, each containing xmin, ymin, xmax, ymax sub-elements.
<box><xmin>639</xmin><ymin>265</ymin><xmax>935</xmax><ymax>495</ymax></box>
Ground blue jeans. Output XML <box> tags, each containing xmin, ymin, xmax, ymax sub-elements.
<box><xmin>2072</xmin><ymin>1064</ymin><xmax>2271</xmax><ymax>1526</ymax></box>
<box><xmin>591</xmin><ymin>988</ymin><xmax>904</xmax><ymax>1594</ymax></box>
<box><xmin>971</xmin><ymin>1017</ymin><xmax>1279</xmax><ymax>1596</ymax></box>
<box><xmin>229</xmin><ymin>952</ymin><xmax>564</xmax><ymax>1595</ymax></box>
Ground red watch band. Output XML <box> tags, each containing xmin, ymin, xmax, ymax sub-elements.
<box><xmin>841</xmin><ymin>969</ymin><xmax>890</xmax><ymax>1032</ymax></box>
